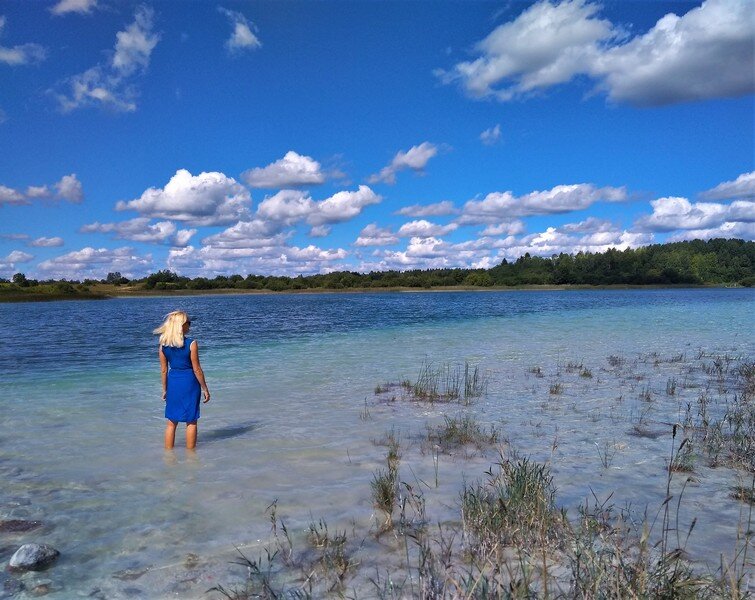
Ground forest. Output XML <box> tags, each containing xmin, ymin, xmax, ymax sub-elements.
<box><xmin>2</xmin><ymin>238</ymin><xmax>754</xmax><ymax>300</ymax></box>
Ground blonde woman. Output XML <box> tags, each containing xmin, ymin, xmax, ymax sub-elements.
<box><xmin>154</xmin><ymin>311</ymin><xmax>210</xmax><ymax>449</ymax></box>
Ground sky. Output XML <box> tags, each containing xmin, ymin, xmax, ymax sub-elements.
<box><xmin>0</xmin><ymin>0</ymin><xmax>753</xmax><ymax>280</ymax></box>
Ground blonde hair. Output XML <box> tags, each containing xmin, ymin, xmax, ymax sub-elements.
<box><xmin>153</xmin><ymin>310</ymin><xmax>189</xmax><ymax>348</ymax></box>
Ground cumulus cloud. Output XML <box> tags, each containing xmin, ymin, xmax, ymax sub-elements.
<box><xmin>439</xmin><ymin>0</ymin><xmax>754</xmax><ymax>106</ymax></box>
<box><xmin>37</xmin><ymin>246</ymin><xmax>152</xmax><ymax>280</ymax></box>
<box><xmin>395</xmin><ymin>200</ymin><xmax>456</xmax><ymax>217</ymax></box>
<box><xmin>116</xmin><ymin>169</ymin><xmax>251</xmax><ymax>226</ymax></box>
<box><xmin>397</xmin><ymin>219</ymin><xmax>458</xmax><ymax>238</ymax></box>
<box><xmin>256</xmin><ymin>185</ymin><xmax>381</xmax><ymax>228</ymax></box>
<box><xmin>1</xmin><ymin>174</ymin><xmax>83</xmax><ymax>205</ymax></box>
<box><xmin>636</xmin><ymin>196</ymin><xmax>755</xmax><ymax>232</ymax></box>
<box><xmin>461</xmin><ymin>183</ymin><xmax>626</xmax><ymax>223</ymax></box>
<box><xmin>219</xmin><ymin>7</ymin><xmax>261</xmax><ymax>53</ymax></box>
<box><xmin>309</xmin><ymin>225</ymin><xmax>330</xmax><ymax>237</ymax></box>
<box><xmin>50</xmin><ymin>0</ymin><xmax>98</xmax><ymax>15</ymax></box>
<box><xmin>700</xmin><ymin>171</ymin><xmax>755</xmax><ymax>201</ymax></box>
<box><xmin>201</xmin><ymin>219</ymin><xmax>287</xmax><ymax>249</ymax></box>
<box><xmin>559</xmin><ymin>216</ymin><xmax>614</xmax><ymax>233</ymax></box>
<box><xmin>242</xmin><ymin>151</ymin><xmax>325</xmax><ymax>188</ymax></box>
<box><xmin>667</xmin><ymin>221</ymin><xmax>755</xmax><ymax>242</ymax></box>
<box><xmin>29</xmin><ymin>237</ymin><xmax>64</xmax><ymax>247</ymax></box>
<box><xmin>481</xmin><ymin>220</ymin><xmax>526</xmax><ymax>236</ymax></box>
<box><xmin>0</xmin><ymin>250</ymin><xmax>34</xmax><ymax>273</ymax></box>
<box><xmin>0</xmin><ymin>184</ymin><xmax>27</xmax><ymax>206</ymax></box>
<box><xmin>0</xmin><ymin>16</ymin><xmax>46</xmax><ymax>66</ymax></box>
<box><xmin>55</xmin><ymin>6</ymin><xmax>159</xmax><ymax>112</ymax></box>
<box><xmin>368</xmin><ymin>142</ymin><xmax>439</xmax><ymax>185</ymax></box>
<box><xmin>167</xmin><ymin>242</ymin><xmax>348</xmax><ymax>277</ymax></box>
<box><xmin>81</xmin><ymin>217</ymin><xmax>195</xmax><ymax>246</ymax></box>
<box><xmin>354</xmin><ymin>223</ymin><xmax>399</xmax><ymax>247</ymax></box>
<box><xmin>256</xmin><ymin>190</ymin><xmax>316</xmax><ymax>224</ymax></box>
<box><xmin>310</xmin><ymin>186</ymin><xmax>381</xmax><ymax>226</ymax></box>
<box><xmin>497</xmin><ymin>227</ymin><xmax>653</xmax><ymax>262</ymax></box>
<box><xmin>54</xmin><ymin>173</ymin><xmax>83</xmax><ymax>202</ymax></box>
<box><xmin>480</xmin><ymin>124</ymin><xmax>502</xmax><ymax>145</ymax></box>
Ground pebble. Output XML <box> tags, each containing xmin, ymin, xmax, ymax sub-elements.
<box><xmin>8</xmin><ymin>544</ymin><xmax>60</xmax><ymax>571</ymax></box>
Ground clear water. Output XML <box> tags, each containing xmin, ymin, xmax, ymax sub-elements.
<box><xmin>0</xmin><ymin>289</ymin><xmax>753</xmax><ymax>597</ymax></box>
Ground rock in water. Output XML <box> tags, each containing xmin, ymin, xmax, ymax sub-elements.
<box><xmin>8</xmin><ymin>544</ymin><xmax>59</xmax><ymax>571</ymax></box>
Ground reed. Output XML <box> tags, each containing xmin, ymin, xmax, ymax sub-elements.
<box><xmin>425</xmin><ymin>414</ymin><xmax>500</xmax><ymax>454</ymax></box>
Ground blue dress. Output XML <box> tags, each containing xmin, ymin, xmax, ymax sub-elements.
<box><xmin>162</xmin><ymin>337</ymin><xmax>201</xmax><ymax>422</ymax></box>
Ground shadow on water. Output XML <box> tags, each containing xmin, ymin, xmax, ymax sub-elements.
<box><xmin>200</xmin><ymin>421</ymin><xmax>258</xmax><ymax>442</ymax></box>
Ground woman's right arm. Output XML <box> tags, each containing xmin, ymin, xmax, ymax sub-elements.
<box><xmin>159</xmin><ymin>346</ymin><xmax>168</xmax><ymax>401</ymax></box>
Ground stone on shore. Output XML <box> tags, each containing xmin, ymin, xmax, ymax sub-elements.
<box><xmin>8</xmin><ymin>544</ymin><xmax>59</xmax><ymax>571</ymax></box>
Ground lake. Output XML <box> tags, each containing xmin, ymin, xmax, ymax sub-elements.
<box><xmin>1</xmin><ymin>289</ymin><xmax>753</xmax><ymax>597</ymax></box>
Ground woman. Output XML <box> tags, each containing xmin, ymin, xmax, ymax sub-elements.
<box><xmin>153</xmin><ymin>311</ymin><xmax>210</xmax><ymax>449</ymax></box>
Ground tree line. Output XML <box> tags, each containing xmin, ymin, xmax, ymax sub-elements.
<box><xmin>5</xmin><ymin>239</ymin><xmax>755</xmax><ymax>293</ymax></box>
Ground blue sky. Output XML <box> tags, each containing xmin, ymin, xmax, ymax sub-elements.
<box><xmin>0</xmin><ymin>0</ymin><xmax>753</xmax><ymax>280</ymax></box>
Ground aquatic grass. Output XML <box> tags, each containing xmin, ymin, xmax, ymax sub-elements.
<box><xmin>425</xmin><ymin>414</ymin><xmax>500</xmax><ymax>454</ymax></box>
<box><xmin>408</xmin><ymin>360</ymin><xmax>488</xmax><ymax>405</ymax></box>
<box><xmin>528</xmin><ymin>365</ymin><xmax>544</xmax><ymax>378</ymax></box>
<box><xmin>549</xmin><ymin>382</ymin><xmax>563</xmax><ymax>395</ymax></box>
<box><xmin>580</xmin><ymin>367</ymin><xmax>593</xmax><ymax>378</ymax></box>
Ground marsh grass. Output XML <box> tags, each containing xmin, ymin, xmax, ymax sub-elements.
<box><xmin>549</xmin><ymin>382</ymin><xmax>563</xmax><ymax>395</ymax></box>
<box><xmin>408</xmin><ymin>360</ymin><xmax>488</xmax><ymax>404</ymax></box>
<box><xmin>425</xmin><ymin>414</ymin><xmax>500</xmax><ymax>454</ymax></box>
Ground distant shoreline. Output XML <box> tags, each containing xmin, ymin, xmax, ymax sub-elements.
<box><xmin>2</xmin><ymin>283</ymin><xmax>747</xmax><ymax>303</ymax></box>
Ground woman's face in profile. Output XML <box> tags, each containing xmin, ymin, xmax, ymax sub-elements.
<box><xmin>182</xmin><ymin>319</ymin><xmax>191</xmax><ymax>333</ymax></box>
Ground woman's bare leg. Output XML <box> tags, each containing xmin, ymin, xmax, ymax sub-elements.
<box><xmin>186</xmin><ymin>422</ymin><xmax>197</xmax><ymax>449</ymax></box>
<box><xmin>164</xmin><ymin>420</ymin><xmax>178</xmax><ymax>449</ymax></box>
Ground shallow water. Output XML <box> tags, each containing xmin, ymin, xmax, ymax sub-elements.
<box><xmin>0</xmin><ymin>289</ymin><xmax>753</xmax><ymax>597</ymax></box>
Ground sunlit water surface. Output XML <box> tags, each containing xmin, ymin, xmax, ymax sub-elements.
<box><xmin>1</xmin><ymin>289</ymin><xmax>753</xmax><ymax>597</ymax></box>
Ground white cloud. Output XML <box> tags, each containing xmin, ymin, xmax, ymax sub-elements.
<box><xmin>0</xmin><ymin>184</ymin><xmax>27</xmax><ymax>206</ymax></box>
<box><xmin>397</xmin><ymin>219</ymin><xmax>458</xmax><ymax>238</ymax></box>
<box><xmin>1</xmin><ymin>174</ymin><xmax>83</xmax><ymax>205</ymax></box>
<box><xmin>481</xmin><ymin>220</ymin><xmax>526</xmax><ymax>236</ymax></box>
<box><xmin>256</xmin><ymin>190</ymin><xmax>316</xmax><ymax>224</ymax></box>
<box><xmin>310</xmin><ymin>185</ymin><xmax>381</xmax><ymax>226</ymax></box>
<box><xmin>354</xmin><ymin>223</ymin><xmax>399</xmax><ymax>247</ymax></box>
<box><xmin>368</xmin><ymin>142</ymin><xmax>439</xmax><ymax>185</ymax></box>
<box><xmin>201</xmin><ymin>219</ymin><xmax>287</xmax><ymax>249</ymax></box>
<box><xmin>116</xmin><ymin>169</ymin><xmax>252</xmax><ymax>226</ymax></box>
<box><xmin>0</xmin><ymin>250</ymin><xmax>34</xmax><ymax>277</ymax></box>
<box><xmin>667</xmin><ymin>221</ymin><xmax>755</xmax><ymax>242</ymax></box>
<box><xmin>242</xmin><ymin>151</ymin><xmax>325</xmax><ymax>188</ymax></box>
<box><xmin>37</xmin><ymin>246</ymin><xmax>153</xmax><ymax>280</ymax></box>
<box><xmin>219</xmin><ymin>7</ymin><xmax>261</xmax><ymax>53</ymax></box>
<box><xmin>480</xmin><ymin>124</ymin><xmax>502</xmax><ymax>145</ymax></box>
<box><xmin>497</xmin><ymin>227</ymin><xmax>654</xmax><ymax>261</ymax></box>
<box><xmin>439</xmin><ymin>0</ymin><xmax>754</xmax><ymax>106</ymax></box>
<box><xmin>80</xmin><ymin>217</ymin><xmax>194</xmax><ymax>246</ymax></box>
<box><xmin>51</xmin><ymin>0</ymin><xmax>98</xmax><ymax>15</ymax></box>
<box><xmin>700</xmin><ymin>171</ymin><xmax>755</xmax><ymax>201</ymax></box>
<box><xmin>437</xmin><ymin>0</ymin><xmax>615</xmax><ymax>100</ymax></box>
<box><xmin>395</xmin><ymin>200</ymin><xmax>456</xmax><ymax>217</ymax></box>
<box><xmin>462</xmin><ymin>183</ymin><xmax>626</xmax><ymax>223</ymax></box>
<box><xmin>55</xmin><ymin>173</ymin><xmax>83</xmax><ymax>202</ymax></box>
<box><xmin>559</xmin><ymin>216</ymin><xmax>614</xmax><ymax>233</ymax></box>
<box><xmin>592</xmin><ymin>0</ymin><xmax>754</xmax><ymax>106</ymax></box>
<box><xmin>309</xmin><ymin>225</ymin><xmax>330</xmax><ymax>237</ymax></box>
<box><xmin>112</xmin><ymin>6</ymin><xmax>160</xmax><ymax>76</ymax></box>
<box><xmin>29</xmin><ymin>237</ymin><xmax>64</xmax><ymax>247</ymax></box>
<box><xmin>55</xmin><ymin>6</ymin><xmax>159</xmax><ymax>112</ymax></box>
<box><xmin>0</xmin><ymin>16</ymin><xmax>46</xmax><ymax>66</ymax></box>
<box><xmin>167</xmin><ymin>242</ymin><xmax>348</xmax><ymax>277</ymax></box>
<box><xmin>25</xmin><ymin>185</ymin><xmax>50</xmax><ymax>198</ymax></box>
<box><xmin>636</xmin><ymin>196</ymin><xmax>755</xmax><ymax>232</ymax></box>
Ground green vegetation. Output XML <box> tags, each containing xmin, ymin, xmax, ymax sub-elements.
<box><xmin>4</xmin><ymin>239</ymin><xmax>754</xmax><ymax>301</ymax></box>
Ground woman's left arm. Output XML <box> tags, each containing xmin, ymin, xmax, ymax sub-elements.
<box><xmin>190</xmin><ymin>341</ymin><xmax>211</xmax><ymax>403</ymax></box>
